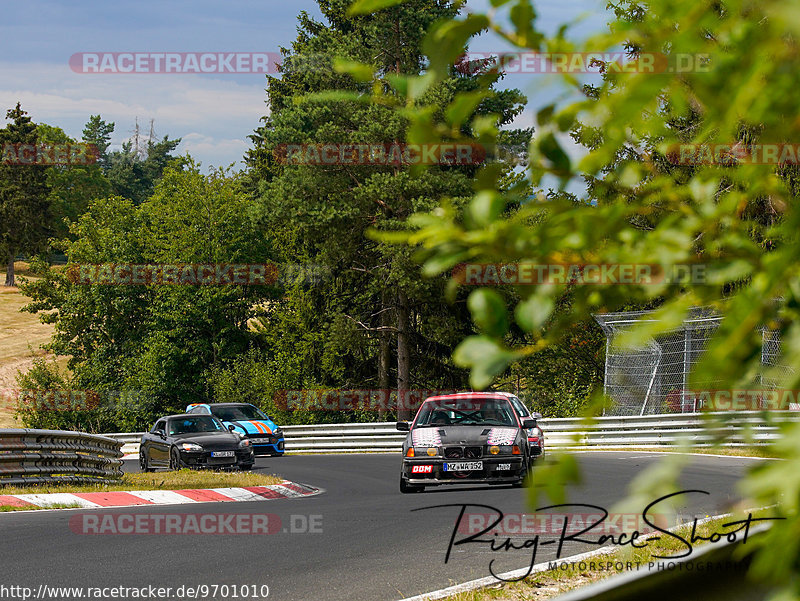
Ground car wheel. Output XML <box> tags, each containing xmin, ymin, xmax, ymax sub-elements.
<box><xmin>139</xmin><ymin>448</ymin><xmax>154</xmax><ymax>473</ymax></box>
<box><xmin>513</xmin><ymin>459</ymin><xmax>532</xmax><ymax>487</ymax></box>
<box><xmin>169</xmin><ymin>447</ymin><xmax>183</xmax><ymax>471</ymax></box>
<box><xmin>400</xmin><ymin>476</ymin><xmax>424</xmax><ymax>494</ymax></box>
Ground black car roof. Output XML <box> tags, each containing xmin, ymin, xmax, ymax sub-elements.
<box><xmin>163</xmin><ymin>413</ymin><xmax>218</xmax><ymax>420</ymax></box>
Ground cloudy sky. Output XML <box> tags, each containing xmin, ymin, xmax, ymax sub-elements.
<box><xmin>1</xmin><ymin>0</ymin><xmax>610</xmax><ymax>170</ymax></box>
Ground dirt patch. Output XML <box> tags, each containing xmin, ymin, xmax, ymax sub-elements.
<box><xmin>0</xmin><ymin>276</ymin><xmax>57</xmax><ymax>428</ymax></box>
<box><xmin>0</xmin><ymin>356</ymin><xmax>43</xmax><ymax>427</ymax></box>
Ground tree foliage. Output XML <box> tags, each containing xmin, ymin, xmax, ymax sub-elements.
<box><xmin>352</xmin><ymin>0</ymin><xmax>800</xmax><ymax>593</ymax></box>
<box><xmin>246</xmin><ymin>0</ymin><xmax>529</xmax><ymax>418</ymax></box>
<box><xmin>0</xmin><ymin>103</ymin><xmax>50</xmax><ymax>286</ymax></box>
<box><xmin>18</xmin><ymin>163</ymin><xmax>274</xmax><ymax>431</ymax></box>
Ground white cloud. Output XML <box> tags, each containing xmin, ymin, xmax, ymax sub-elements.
<box><xmin>0</xmin><ymin>61</ymin><xmax>269</xmax><ymax>169</ymax></box>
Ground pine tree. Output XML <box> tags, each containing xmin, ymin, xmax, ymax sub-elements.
<box><xmin>0</xmin><ymin>103</ymin><xmax>50</xmax><ymax>286</ymax></box>
<box><xmin>246</xmin><ymin>0</ymin><xmax>528</xmax><ymax>419</ymax></box>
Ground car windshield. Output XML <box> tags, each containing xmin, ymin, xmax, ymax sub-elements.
<box><xmin>168</xmin><ymin>416</ymin><xmax>224</xmax><ymax>435</ymax></box>
<box><xmin>414</xmin><ymin>398</ymin><xmax>517</xmax><ymax>427</ymax></box>
<box><xmin>211</xmin><ymin>405</ymin><xmax>268</xmax><ymax>421</ymax></box>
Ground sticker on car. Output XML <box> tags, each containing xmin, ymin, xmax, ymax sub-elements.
<box><xmin>411</xmin><ymin>465</ymin><xmax>433</xmax><ymax>474</ymax></box>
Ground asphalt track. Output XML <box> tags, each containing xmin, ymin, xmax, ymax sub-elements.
<box><xmin>0</xmin><ymin>452</ymin><xmax>760</xmax><ymax>601</ymax></box>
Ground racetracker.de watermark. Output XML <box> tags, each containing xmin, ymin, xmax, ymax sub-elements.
<box><xmin>454</xmin><ymin>52</ymin><xmax>710</xmax><ymax>75</ymax></box>
<box><xmin>666</xmin><ymin>143</ymin><xmax>800</xmax><ymax>165</ymax></box>
<box><xmin>274</xmin><ymin>389</ymin><xmax>468</xmax><ymax>412</ymax></box>
<box><xmin>452</xmin><ymin>263</ymin><xmax>707</xmax><ymax>286</ymax></box>
<box><xmin>69</xmin><ymin>513</ymin><xmax>322</xmax><ymax>535</ymax></box>
<box><xmin>273</xmin><ymin>143</ymin><xmax>487</xmax><ymax>166</ymax></box>
<box><xmin>1</xmin><ymin>143</ymin><xmax>97</xmax><ymax>166</ymax></box>
<box><xmin>667</xmin><ymin>388</ymin><xmax>800</xmax><ymax>411</ymax></box>
<box><xmin>65</xmin><ymin>263</ymin><xmax>331</xmax><ymax>286</ymax></box>
<box><xmin>459</xmin><ymin>512</ymin><xmax>671</xmax><ymax>536</ymax></box>
<box><xmin>69</xmin><ymin>52</ymin><xmax>282</xmax><ymax>74</ymax></box>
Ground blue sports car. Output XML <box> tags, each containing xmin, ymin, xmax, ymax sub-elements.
<box><xmin>186</xmin><ymin>402</ymin><xmax>285</xmax><ymax>456</ymax></box>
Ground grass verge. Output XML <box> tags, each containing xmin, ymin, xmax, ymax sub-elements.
<box><xmin>575</xmin><ymin>446</ymin><xmax>780</xmax><ymax>459</ymax></box>
<box><xmin>0</xmin><ymin>503</ymin><xmax>83</xmax><ymax>512</ymax></box>
<box><xmin>438</xmin><ymin>509</ymin><xmax>775</xmax><ymax>601</ymax></box>
<box><xmin>0</xmin><ymin>468</ymin><xmax>284</xmax><ymax>497</ymax></box>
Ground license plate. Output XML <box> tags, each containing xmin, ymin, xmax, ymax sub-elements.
<box><xmin>443</xmin><ymin>461</ymin><xmax>482</xmax><ymax>471</ymax></box>
<box><xmin>250</xmin><ymin>438</ymin><xmax>271</xmax><ymax>444</ymax></box>
<box><xmin>211</xmin><ymin>451</ymin><xmax>235</xmax><ymax>458</ymax></box>
<box><xmin>496</xmin><ymin>463</ymin><xmax>511</xmax><ymax>470</ymax></box>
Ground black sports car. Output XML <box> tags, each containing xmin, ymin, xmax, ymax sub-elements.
<box><xmin>397</xmin><ymin>393</ymin><xmax>538</xmax><ymax>493</ymax></box>
<box><xmin>139</xmin><ymin>414</ymin><xmax>255</xmax><ymax>471</ymax></box>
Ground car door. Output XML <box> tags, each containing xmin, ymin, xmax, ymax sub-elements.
<box><xmin>505</xmin><ymin>397</ymin><xmax>534</xmax><ymax>455</ymax></box>
<box><xmin>149</xmin><ymin>420</ymin><xmax>170</xmax><ymax>466</ymax></box>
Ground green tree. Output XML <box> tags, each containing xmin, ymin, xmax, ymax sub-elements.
<box><xmin>81</xmin><ymin>115</ymin><xmax>115</xmax><ymax>171</ymax></box>
<box><xmin>247</xmin><ymin>0</ymin><xmax>529</xmax><ymax>419</ymax></box>
<box><xmin>352</xmin><ymin>0</ymin><xmax>800</xmax><ymax>594</ymax></box>
<box><xmin>106</xmin><ymin>124</ymin><xmax>182</xmax><ymax>205</ymax></box>
<box><xmin>36</xmin><ymin>122</ymin><xmax>113</xmax><ymax>240</ymax></box>
<box><xmin>0</xmin><ymin>103</ymin><xmax>50</xmax><ymax>286</ymax></box>
<box><xmin>19</xmin><ymin>162</ymin><xmax>274</xmax><ymax>430</ymax></box>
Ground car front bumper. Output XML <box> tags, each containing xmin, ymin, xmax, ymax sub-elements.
<box><xmin>401</xmin><ymin>456</ymin><xmax>526</xmax><ymax>485</ymax></box>
<box><xmin>250</xmin><ymin>438</ymin><xmax>284</xmax><ymax>456</ymax></box>
<box><xmin>179</xmin><ymin>448</ymin><xmax>255</xmax><ymax>467</ymax></box>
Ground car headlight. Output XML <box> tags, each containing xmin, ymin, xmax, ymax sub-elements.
<box><xmin>488</xmin><ymin>445</ymin><xmax>515</xmax><ymax>455</ymax></box>
<box><xmin>413</xmin><ymin>447</ymin><xmax>439</xmax><ymax>456</ymax></box>
<box><xmin>180</xmin><ymin>443</ymin><xmax>203</xmax><ymax>452</ymax></box>
<box><xmin>239</xmin><ymin>439</ymin><xmax>252</xmax><ymax>448</ymax></box>
<box><xmin>273</xmin><ymin>427</ymin><xmax>283</xmax><ymax>436</ymax></box>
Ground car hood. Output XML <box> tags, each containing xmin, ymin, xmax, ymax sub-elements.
<box><xmin>172</xmin><ymin>431</ymin><xmax>241</xmax><ymax>450</ymax></box>
<box><xmin>410</xmin><ymin>425</ymin><xmax>519</xmax><ymax>446</ymax></box>
<box><xmin>225</xmin><ymin>419</ymin><xmax>277</xmax><ymax>436</ymax></box>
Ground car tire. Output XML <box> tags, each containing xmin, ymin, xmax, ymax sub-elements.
<box><xmin>139</xmin><ymin>449</ymin><xmax>154</xmax><ymax>473</ymax></box>
<box><xmin>239</xmin><ymin>463</ymin><xmax>253</xmax><ymax>471</ymax></box>
<box><xmin>400</xmin><ymin>476</ymin><xmax>424</xmax><ymax>494</ymax></box>
<box><xmin>169</xmin><ymin>447</ymin><xmax>183</xmax><ymax>471</ymax></box>
<box><xmin>513</xmin><ymin>459</ymin><xmax>532</xmax><ymax>487</ymax></box>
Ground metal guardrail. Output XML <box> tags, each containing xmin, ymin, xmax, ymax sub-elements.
<box><xmin>106</xmin><ymin>411</ymin><xmax>797</xmax><ymax>455</ymax></box>
<box><xmin>0</xmin><ymin>429</ymin><xmax>123</xmax><ymax>486</ymax></box>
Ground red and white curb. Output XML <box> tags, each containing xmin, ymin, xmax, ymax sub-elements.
<box><xmin>0</xmin><ymin>480</ymin><xmax>321</xmax><ymax>511</ymax></box>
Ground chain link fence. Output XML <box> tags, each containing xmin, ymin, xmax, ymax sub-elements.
<box><xmin>594</xmin><ymin>307</ymin><xmax>790</xmax><ymax>415</ymax></box>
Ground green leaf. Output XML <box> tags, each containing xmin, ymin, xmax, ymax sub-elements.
<box><xmin>515</xmin><ymin>294</ymin><xmax>554</xmax><ymax>333</ymax></box>
<box><xmin>468</xmin><ymin>289</ymin><xmax>509</xmax><ymax>337</ymax></box>
<box><xmin>536</xmin><ymin>104</ymin><xmax>555</xmax><ymax>127</ymax></box>
<box><xmin>467</xmin><ymin>190</ymin><xmax>506</xmax><ymax>227</ymax></box>
<box><xmin>453</xmin><ymin>336</ymin><xmax>519</xmax><ymax>389</ymax></box>
<box><xmin>333</xmin><ymin>58</ymin><xmax>375</xmax><ymax>82</ymax></box>
<box><xmin>423</xmin><ymin>15</ymin><xmax>490</xmax><ymax>80</ymax></box>
<box><xmin>348</xmin><ymin>0</ymin><xmax>406</xmax><ymax>15</ymax></box>
<box><xmin>536</xmin><ymin>132</ymin><xmax>571</xmax><ymax>175</ymax></box>
<box><xmin>446</xmin><ymin>92</ymin><xmax>489</xmax><ymax>128</ymax></box>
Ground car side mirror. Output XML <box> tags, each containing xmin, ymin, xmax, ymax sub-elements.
<box><xmin>522</xmin><ymin>419</ymin><xmax>537</xmax><ymax>429</ymax></box>
<box><xmin>396</xmin><ymin>421</ymin><xmax>410</xmax><ymax>432</ymax></box>
<box><xmin>228</xmin><ymin>425</ymin><xmax>237</xmax><ymax>432</ymax></box>
<box><xmin>158</xmin><ymin>431</ymin><xmax>166</xmax><ymax>439</ymax></box>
